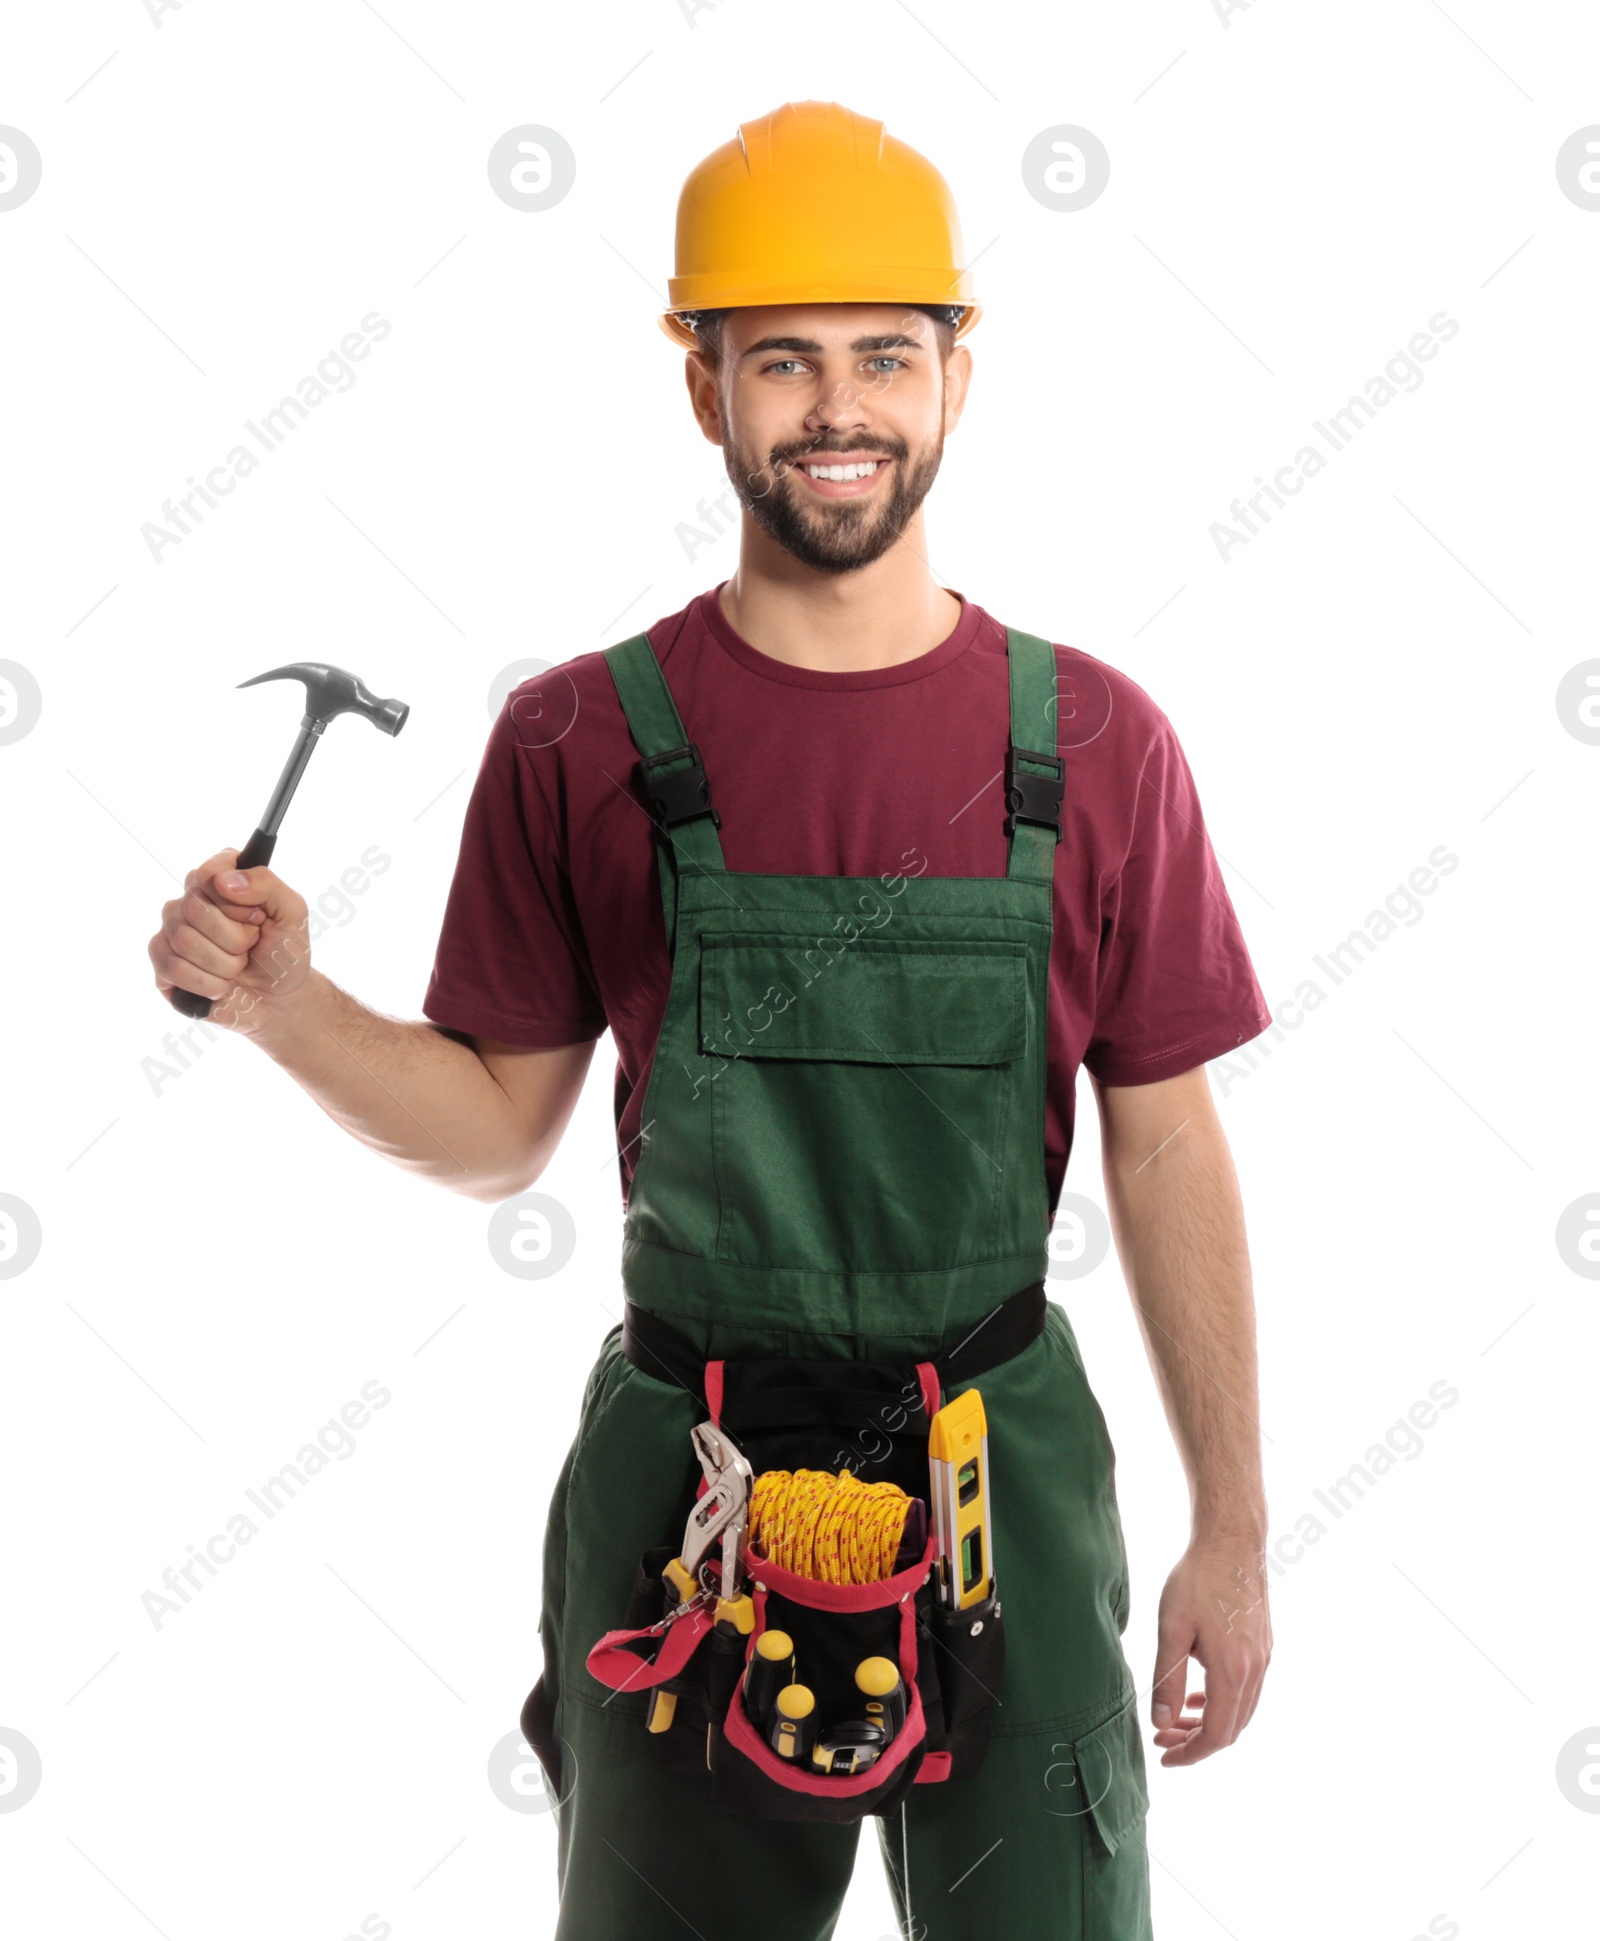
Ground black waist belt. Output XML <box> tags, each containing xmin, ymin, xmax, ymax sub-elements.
<box><xmin>620</xmin><ymin>1281</ymin><xmax>1049</xmax><ymax>1434</ymax></box>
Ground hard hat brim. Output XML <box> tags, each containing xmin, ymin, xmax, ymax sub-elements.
<box><xmin>659</xmin><ymin>299</ymin><xmax>982</xmax><ymax>349</ymax></box>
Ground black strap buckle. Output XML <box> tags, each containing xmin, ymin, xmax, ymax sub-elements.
<box><xmin>640</xmin><ymin>742</ymin><xmax>721</xmax><ymax>832</ymax></box>
<box><xmin>1004</xmin><ymin>745</ymin><xmax>1064</xmax><ymax>841</ymax></box>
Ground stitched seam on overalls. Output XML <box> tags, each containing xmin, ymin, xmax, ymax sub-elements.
<box><xmin>709</xmin><ymin>1051</ymin><xmax>731</xmax><ymax>1259</ymax></box>
<box><xmin>561</xmin><ymin>1355</ymin><xmax>637</xmax><ymax>1590</ymax></box>
<box><xmin>674</xmin><ymin>870</ymin><xmax>1057</xmax><ymax>900</ymax></box>
<box><xmin>1080</xmin><ymin>1775</ymin><xmax>1091</xmax><ymax>1935</ymax></box>
<box><xmin>680</xmin><ymin>898</ymin><xmax>1053</xmax><ymax>927</ymax></box>
<box><xmin>989</xmin><ymin>1680</ymin><xmax>1137</xmax><ymax>1742</ymax></box>
<box><xmin>569</xmin><ymin>1356</ymin><xmax>634</xmax><ymax>1472</ymax></box>
<box><xmin>623</xmin><ymin>1056</ymin><xmax>668</xmax><ymax>1230</ymax></box>
<box><xmin>700</xmin><ymin>936</ymin><xmax>1033</xmax><ymax>950</ymax></box>
<box><xmin>557</xmin><ymin>1354</ymin><xmax>641</xmax><ymax>1708</ymax></box>
<box><xmin>980</xmin><ymin>1050</ymin><xmax>1012</xmax><ymax>1259</ymax></box>
<box><xmin>699</xmin><ymin>1041</ymin><xmax>1020</xmax><ymax>1062</ymax></box>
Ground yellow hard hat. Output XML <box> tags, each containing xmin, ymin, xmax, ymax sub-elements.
<box><xmin>659</xmin><ymin>100</ymin><xmax>982</xmax><ymax>349</ymax></box>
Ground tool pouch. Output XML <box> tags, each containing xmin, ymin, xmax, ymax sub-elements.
<box><xmin>706</xmin><ymin>1529</ymin><xmax>939</xmax><ymax>1821</ymax></box>
<box><xmin>584</xmin><ymin>1351</ymin><xmax>1009</xmax><ymax>1822</ymax></box>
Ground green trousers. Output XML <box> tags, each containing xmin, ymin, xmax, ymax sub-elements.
<box><xmin>529</xmin><ymin>1306</ymin><xmax>1154</xmax><ymax>1940</ymax></box>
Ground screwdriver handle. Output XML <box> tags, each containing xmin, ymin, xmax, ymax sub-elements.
<box><xmin>742</xmin><ymin>1629</ymin><xmax>795</xmax><ymax>1730</ymax></box>
<box><xmin>768</xmin><ymin>1683</ymin><xmax>817</xmax><ymax>1762</ymax></box>
<box><xmin>168</xmin><ymin>827</ymin><xmax>278</xmax><ymax>1021</ymax></box>
<box><xmin>855</xmin><ymin>1656</ymin><xmax>908</xmax><ymax>1740</ymax></box>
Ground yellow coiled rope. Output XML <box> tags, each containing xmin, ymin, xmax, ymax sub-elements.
<box><xmin>749</xmin><ymin>1468</ymin><xmax>913</xmax><ymax>1585</ymax></box>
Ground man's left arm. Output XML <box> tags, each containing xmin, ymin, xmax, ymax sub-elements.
<box><xmin>1093</xmin><ymin>1064</ymin><xmax>1273</xmax><ymax>1767</ymax></box>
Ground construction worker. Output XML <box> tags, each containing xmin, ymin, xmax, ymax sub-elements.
<box><xmin>149</xmin><ymin>100</ymin><xmax>1273</xmax><ymax>1938</ymax></box>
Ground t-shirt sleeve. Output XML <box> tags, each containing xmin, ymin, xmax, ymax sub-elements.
<box><xmin>421</xmin><ymin>704</ymin><xmax>608</xmax><ymax>1047</ymax></box>
<box><xmin>1083</xmin><ymin>713</ymin><xmax>1270</xmax><ymax>1085</ymax></box>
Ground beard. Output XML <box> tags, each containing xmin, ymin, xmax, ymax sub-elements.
<box><xmin>721</xmin><ymin>420</ymin><xmax>945</xmax><ymax>574</ymax></box>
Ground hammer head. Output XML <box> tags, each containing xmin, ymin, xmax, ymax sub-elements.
<box><xmin>239</xmin><ymin>663</ymin><xmax>409</xmax><ymax>736</ymax></box>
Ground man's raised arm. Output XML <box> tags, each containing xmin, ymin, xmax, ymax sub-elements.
<box><xmin>148</xmin><ymin>853</ymin><xmax>596</xmax><ymax>1203</ymax></box>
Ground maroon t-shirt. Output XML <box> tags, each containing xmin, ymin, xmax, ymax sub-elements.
<box><xmin>423</xmin><ymin>584</ymin><xmax>1269</xmax><ymax>1210</ymax></box>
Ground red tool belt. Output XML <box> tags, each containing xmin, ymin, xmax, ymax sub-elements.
<box><xmin>584</xmin><ymin>1282</ymin><xmax>1044</xmax><ymax>1824</ymax></box>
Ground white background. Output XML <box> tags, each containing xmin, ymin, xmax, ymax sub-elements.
<box><xmin>2</xmin><ymin>2</ymin><xmax>1597</xmax><ymax>1938</ymax></box>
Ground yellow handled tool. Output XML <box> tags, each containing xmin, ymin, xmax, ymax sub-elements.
<box><xmin>768</xmin><ymin>1682</ymin><xmax>817</xmax><ymax>1762</ymax></box>
<box><xmin>928</xmin><ymin>1388</ymin><xmax>994</xmax><ymax>1610</ymax></box>
<box><xmin>743</xmin><ymin>1628</ymin><xmax>795</xmax><ymax>1730</ymax></box>
<box><xmin>854</xmin><ymin>1655</ymin><xmax>908</xmax><ymax>1740</ymax></box>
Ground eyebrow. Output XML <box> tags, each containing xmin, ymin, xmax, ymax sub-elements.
<box><xmin>739</xmin><ymin>333</ymin><xmax>926</xmax><ymax>359</ymax></box>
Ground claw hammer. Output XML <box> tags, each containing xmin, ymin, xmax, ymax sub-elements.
<box><xmin>169</xmin><ymin>662</ymin><xmax>408</xmax><ymax>1021</ymax></box>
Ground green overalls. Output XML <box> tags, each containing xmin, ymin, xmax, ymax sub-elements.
<box><xmin>522</xmin><ymin>627</ymin><xmax>1154</xmax><ymax>1939</ymax></box>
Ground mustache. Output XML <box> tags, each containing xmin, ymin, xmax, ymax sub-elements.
<box><xmin>770</xmin><ymin>440</ymin><xmax>906</xmax><ymax>466</ymax></box>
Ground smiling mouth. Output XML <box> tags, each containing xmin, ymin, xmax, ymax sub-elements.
<box><xmin>789</xmin><ymin>456</ymin><xmax>891</xmax><ymax>499</ymax></box>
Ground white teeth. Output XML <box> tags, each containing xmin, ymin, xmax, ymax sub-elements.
<box><xmin>804</xmin><ymin>461</ymin><xmax>879</xmax><ymax>482</ymax></box>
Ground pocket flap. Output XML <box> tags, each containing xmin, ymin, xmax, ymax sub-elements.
<box><xmin>699</xmin><ymin>936</ymin><xmax>1027</xmax><ymax>1066</ymax></box>
<box><xmin>1074</xmin><ymin>1698</ymin><xmax>1149</xmax><ymax>1858</ymax></box>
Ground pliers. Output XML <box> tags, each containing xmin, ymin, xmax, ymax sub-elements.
<box><xmin>692</xmin><ymin>1421</ymin><xmax>756</xmax><ymax>1638</ymax></box>
<box><xmin>647</xmin><ymin>1421</ymin><xmax>755</xmax><ymax>1733</ymax></box>
<box><xmin>659</xmin><ymin>1421</ymin><xmax>751</xmax><ymax>1611</ymax></box>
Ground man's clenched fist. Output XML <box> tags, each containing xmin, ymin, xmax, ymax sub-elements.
<box><xmin>148</xmin><ymin>850</ymin><xmax>312</xmax><ymax>1029</ymax></box>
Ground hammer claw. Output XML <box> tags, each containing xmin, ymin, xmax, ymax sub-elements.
<box><xmin>236</xmin><ymin>663</ymin><xmax>409</xmax><ymax>737</ymax></box>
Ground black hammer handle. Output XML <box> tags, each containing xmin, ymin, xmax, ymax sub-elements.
<box><xmin>168</xmin><ymin>827</ymin><xmax>279</xmax><ymax>1020</ymax></box>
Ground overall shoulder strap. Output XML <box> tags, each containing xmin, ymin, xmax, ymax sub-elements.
<box><xmin>605</xmin><ymin>633</ymin><xmax>692</xmax><ymax>755</ymax></box>
<box><xmin>603</xmin><ymin>634</ymin><xmax>727</xmax><ymax>960</ymax></box>
<box><xmin>1003</xmin><ymin>627</ymin><xmax>1065</xmax><ymax>884</ymax></box>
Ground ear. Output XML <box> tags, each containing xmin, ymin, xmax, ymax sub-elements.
<box><xmin>683</xmin><ymin>350</ymin><xmax>725</xmax><ymax>446</ymax></box>
<box><xmin>941</xmin><ymin>341</ymin><xmax>974</xmax><ymax>432</ymax></box>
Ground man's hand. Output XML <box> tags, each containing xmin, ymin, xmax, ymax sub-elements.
<box><xmin>148</xmin><ymin>850</ymin><xmax>312</xmax><ymax>1032</ymax></box>
<box><xmin>1150</xmin><ymin>1535</ymin><xmax>1272</xmax><ymax>1765</ymax></box>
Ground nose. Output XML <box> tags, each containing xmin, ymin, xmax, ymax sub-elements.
<box><xmin>803</xmin><ymin>369</ymin><xmax>874</xmax><ymax>441</ymax></box>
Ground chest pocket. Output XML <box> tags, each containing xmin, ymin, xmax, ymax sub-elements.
<box><xmin>698</xmin><ymin>934</ymin><xmax>1027</xmax><ymax>1272</ymax></box>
